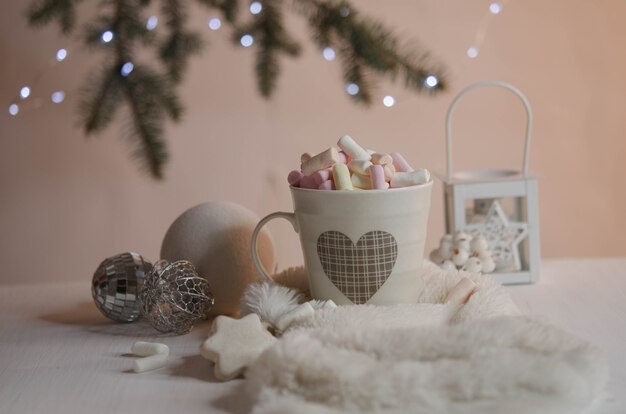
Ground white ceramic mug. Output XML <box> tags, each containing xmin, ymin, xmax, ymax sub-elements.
<box><xmin>251</xmin><ymin>182</ymin><xmax>433</xmax><ymax>305</ymax></box>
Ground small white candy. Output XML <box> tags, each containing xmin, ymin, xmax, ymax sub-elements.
<box><xmin>470</xmin><ymin>234</ymin><xmax>489</xmax><ymax>253</ymax></box>
<box><xmin>441</xmin><ymin>260</ymin><xmax>457</xmax><ymax>271</ymax></box>
<box><xmin>462</xmin><ymin>257</ymin><xmax>482</xmax><ymax>273</ymax></box>
<box><xmin>452</xmin><ymin>248</ymin><xmax>469</xmax><ymax>267</ymax></box>
<box><xmin>347</xmin><ymin>159</ymin><xmax>373</xmax><ymax>175</ymax></box>
<box><xmin>337</xmin><ymin>135</ymin><xmax>371</xmax><ymax>161</ymax></box>
<box><xmin>133</xmin><ymin>353</ymin><xmax>168</xmax><ymax>373</ymax></box>
<box><xmin>131</xmin><ymin>341</ymin><xmax>169</xmax><ymax>357</ymax></box>
<box><xmin>481</xmin><ymin>258</ymin><xmax>496</xmax><ymax>273</ymax></box>
<box><xmin>444</xmin><ymin>277</ymin><xmax>478</xmax><ymax>305</ymax></box>
<box><xmin>390</xmin><ymin>169</ymin><xmax>431</xmax><ymax>188</ymax></box>
<box><xmin>276</xmin><ymin>302</ymin><xmax>315</xmax><ymax>332</ymax></box>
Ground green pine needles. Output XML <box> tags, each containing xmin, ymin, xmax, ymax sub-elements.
<box><xmin>27</xmin><ymin>0</ymin><xmax>447</xmax><ymax>179</ymax></box>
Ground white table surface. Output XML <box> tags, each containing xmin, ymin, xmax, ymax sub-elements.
<box><xmin>1</xmin><ymin>258</ymin><xmax>625</xmax><ymax>414</ymax></box>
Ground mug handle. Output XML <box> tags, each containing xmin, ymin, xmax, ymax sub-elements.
<box><xmin>251</xmin><ymin>211</ymin><xmax>299</xmax><ymax>282</ymax></box>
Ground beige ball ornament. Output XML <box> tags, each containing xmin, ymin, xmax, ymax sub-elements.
<box><xmin>160</xmin><ymin>202</ymin><xmax>275</xmax><ymax>316</ymax></box>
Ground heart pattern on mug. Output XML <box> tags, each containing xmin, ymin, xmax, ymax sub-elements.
<box><xmin>316</xmin><ymin>230</ymin><xmax>398</xmax><ymax>304</ymax></box>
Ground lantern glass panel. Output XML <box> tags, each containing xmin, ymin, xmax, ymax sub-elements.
<box><xmin>464</xmin><ymin>196</ymin><xmax>530</xmax><ymax>272</ymax></box>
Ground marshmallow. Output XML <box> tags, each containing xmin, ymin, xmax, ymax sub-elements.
<box><xmin>332</xmin><ymin>163</ymin><xmax>354</xmax><ymax>190</ymax></box>
<box><xmin>131</xmin><ymin>341</ymin><xmax>169</xmax><ymax>357</ymax></box>
<box><xmin>318</xmin><ymin>180</ymin><xmax>334</xmax><ymax>190</ymax></box>
<box><xmin>337</xmin><ymin>135</ymin><xmax>371</xmax><ymax>161</ymax></box>
<box><xmin>133</xmin><ymin>353</ymin><xmax>168</xmax><ymax>373</ymax></box>
<box><xmin>390</xmin><ymin>169</ymin><xmax>431</xmax><ymax>188</ymax></box>
<box><xmin>300</xmin><ymin>152</ymin><xmax>313</xmax><ymax>164</ymax></box>
<box><xmin>390</xmin><ymin>152</ymin><xmax>414</xmax><ymax>172</ymax></box>
<box><xmin>310</xmin><ymin>168</ymin><xmax>332</xmax><ymax>186</ymax></box>
<box><xmin>444</xmin><ymin>277</ymin><xmax>478</xmax><ymax>305</ymax></box>
<box><xmin>347</xmin><ymin>159</ymin><xmax>373</xmax><ymax>175</ymax></box>
<box><xmin>301</xmin><ymin>147</ymin><xmax>340</xmax><ymax>176</ymax></box>
<box><xmin>287</xmin><ymin>170</ymin><xmax>304</xmax><ymax>187</ymax></box>
<box><xmin>299</xmin><ymin>174</ymin><xmax>319</xmax><ymax>189</ymax></box>
<box><xmin>338</xmin><ymin>151</ymin><xmax>349</xmax><ymax>163</ymax></box>
<box><xmin>351</xmin><ymin>173</ymin><xmax>372</xmax><ymax>189</ymax></box>
<box><xmin>382</xmin><ymin>163</ymin><xmax>395</xmax><ymax>181</ymax></box>
<box><xmin>371</xmin><ymin>153</ymin><xmax>393</xmax><ymax>166</ymax></box>
<box><xmin>369</xmin><ymin>164</ymin><xmax>387</xmax><ymax>190</ymax></box>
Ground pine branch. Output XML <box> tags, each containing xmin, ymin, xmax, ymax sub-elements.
<box><xmin>296</xmin><ymin>0</ymin><xmax>446</xmax><ymax>104</ymax></box>
<box><xmin>80</xmin><ymin>65</ymin><xmax>125</xmax><ymax>133</ymax></box>
<box><xmin>27</xmin><ymin>0</ymin><xmax>448</xmax><ymax>179</ymax></box>
<box><xmin>234</xmin><ymin>0</ymin><xmax>301</xmax><ymax>97</ymax></box>
<box><xmin>27</xmin><ymin>0</ymin><xmax>79</xmax><ymax>34</ymax></box>
<box><xmin>159</xmin><ymin>0</ymin><xmax>203</xmax><ymax>83</ymax></box>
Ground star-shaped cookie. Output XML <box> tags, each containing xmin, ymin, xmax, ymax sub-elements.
<box><xmin>200</xmin><ymin>313</ymin><xmax>276</xmax><ymax>381</ymax></box>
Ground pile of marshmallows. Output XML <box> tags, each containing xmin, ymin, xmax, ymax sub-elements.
<box><xmin>430</xmin><ymin>232</ymin><xmax>496</xmax><ymax>274</ymax></box>
<box><xmin>288</xmin><ymin>135</ymin><xmax>430</xmax><ymax>190</ymax></box>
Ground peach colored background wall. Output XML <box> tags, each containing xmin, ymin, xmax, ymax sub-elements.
<box><xmin>1</xmin><ymin>1</ymin><xmax>625</xmax><ymax>284</ymax></box>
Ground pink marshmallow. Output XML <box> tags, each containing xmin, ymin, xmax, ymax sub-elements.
<box><xmin>390</xmin><ymin>152</ymin><xmax>414</xmax><ymax>172</ymax></box>
<box><xmin>288</xmin><ymin>170</ymin><xmax>304</xmax><ymax>186</ymax></box>
<box><xmin>338</xmin><ymin>151</ymin><xmax>349</xmax><ymax>164</ymax></box>
<box><xmin>369</xmin><ymin>164</ymin><xmax>387</xmax><ymax>190</ymax></box>
<box><xmin>318</xmin><ymin>180</ymin><xmax>335</xmax><ymax>190</ymax></box>
<box><xmin>299</xmin><ymin>175</ymin><xmax>319</xmax><ymax>189</ymax></box>
<box><xmin>310</xmin><ymin>168</ymin><xmax>332</xmax><ymax>186</ymax></box>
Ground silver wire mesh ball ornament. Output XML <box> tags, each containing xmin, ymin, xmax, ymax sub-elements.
<box><xmin>138</xmin><ymin>260</ymin><xmax>214</xmax><ymax>335</ymax></box>
<box><xmin>91</xmin><ymin>252</ymin><xmax>153</xmax><ymax>323</ymax></box>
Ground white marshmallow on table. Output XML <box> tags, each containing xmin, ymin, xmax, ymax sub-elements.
<box><xmin>337</xmin><ymin>135</ymin><xmax>371</xmax><ymax>161</ymax></box>
<box><xmin>351</xmin><ymin>173</ymin><xmax>372</xmax><ymax>189</ymax></box>
<box><xmin>276</xmin><ymin>302</ymin><xmax>315</xmax><ymax>332</ymax></box>
<box><xmin>133</xmin><ymin>353</ymin><xmax>168</xmax><ymax>373</ymax></box>
<box><xmin>444</xmin><ymin>277</ymin><xmax>478</xmax><ymax>305</ymax></box>
<box><xmin>332</xmin><ymin>163</ymin><xmax>354</xmax><ymax>190</ymax></box>
<box><xmin>131</xmin><ymin>341</ymin><xmax>169</xmax><ymax>357</ymax></box>
<box><xmin>390</xmin><ymin>169</ymin><xmax>431</xmax><ymax>188</ymax></box>
<box><xmin>200</xmin><ymin>314</ymin><xmax>277</xmax><ymax>381</ymax></box>
<box><xmin>301</xmin><ymin>147</ymin><xmax>340</xmax><ymax>176</ymax></box>
<box><xmin>347</xmin><ymin>159</ymin><xmax>373</xmax><ymax>175</ymax></box>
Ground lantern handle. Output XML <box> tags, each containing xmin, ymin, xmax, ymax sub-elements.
<box><xmin>445</xmin><ymin>80</ymin><xmax>533</xmax><ymax>180</ymax></box>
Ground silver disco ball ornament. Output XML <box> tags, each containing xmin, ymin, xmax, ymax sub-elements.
<box><xmin>139</xmin><ymin>260</ymin><xmax>214</xmax><ymax>335</ymax></box>
<box><xmin>91</xmin><ymin>252</ymin><xmax>153</xmax><ymax>322</ymax></box>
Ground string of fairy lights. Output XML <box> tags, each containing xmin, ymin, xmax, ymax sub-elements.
<box><xmin>6</xmin><ymin>1</ymin><xmax>506</xmax><ymax>116</ymax></box>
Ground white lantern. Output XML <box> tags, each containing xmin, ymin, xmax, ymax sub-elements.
<box><xmin>441</xmin><ymin>81</ymin><xmax>540</xmax><ymax>284</ymax></box>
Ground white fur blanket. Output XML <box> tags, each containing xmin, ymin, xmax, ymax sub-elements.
<box><xmin>242</xmin><ymin>263</ymin><xmax>607</xmax><ymax>414</ymax></box>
